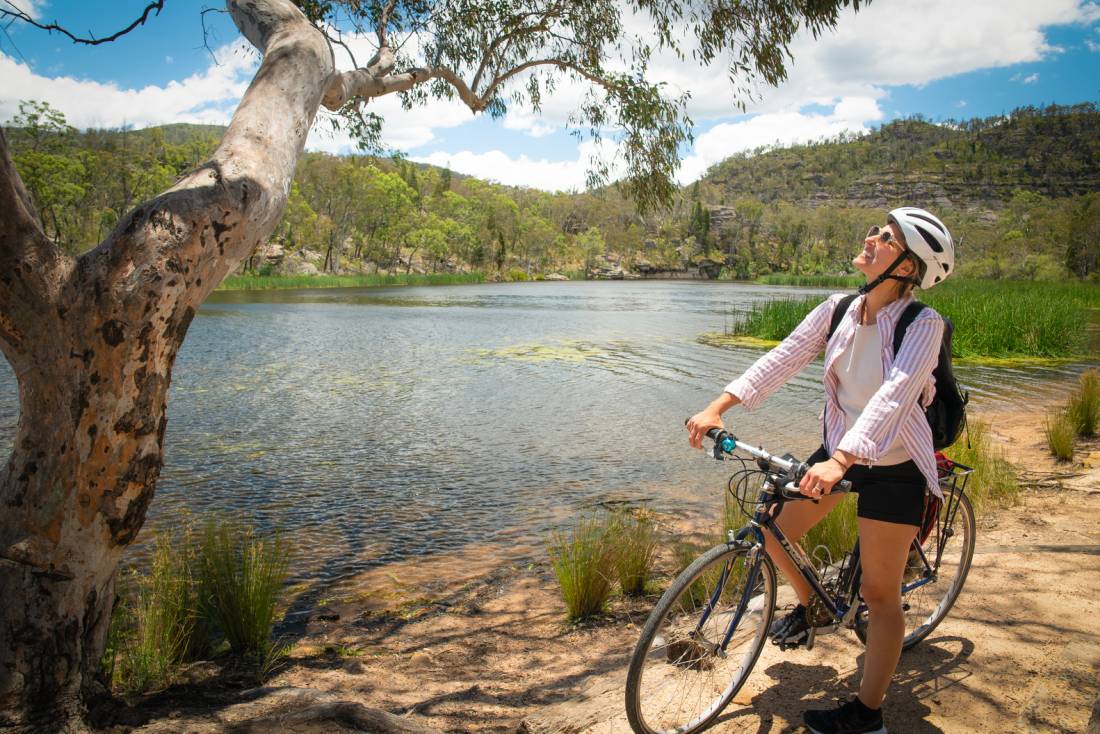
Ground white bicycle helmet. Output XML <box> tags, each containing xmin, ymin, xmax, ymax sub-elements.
<box><xmin>888</xmin><ymin>207</ymin><xmax>955</xmax><ymax>289</ymax></box>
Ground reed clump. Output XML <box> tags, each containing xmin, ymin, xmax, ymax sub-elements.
<box><xmin>105</xmin><ymin>516</ymin><xmax>290</xmax><ymax>694</ymax></box>
<box><xmin>609</xmin><ymin>508</ymin><xmax>660</xmax><ymax>596</ymax></box>
<box><xmin>548</xmin><ymin>513</ymin><xmax>617</xmax><ymax>622</ymax></box>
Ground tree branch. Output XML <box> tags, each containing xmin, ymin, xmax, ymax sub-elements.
<box><xmin>80</xmin><ymin>0</ymin><xmax>334</xmax><ymax>307</ymax></box>
<box><xmin>0</xmin><ymin>0</ymin><xmax>165</xmax><ymax>46</ymax></box>
<box><xmin>376</xmin><ymin>0</ymin><xmax>398</xmax><ymax>48</ymax></box>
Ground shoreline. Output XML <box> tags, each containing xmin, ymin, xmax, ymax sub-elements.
<box><xmin>105</xmin><ymin>385</ymin><xmax>1100</xmax><ymax>733</ymax></box>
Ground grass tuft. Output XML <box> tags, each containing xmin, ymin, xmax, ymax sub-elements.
<box><xmin>1045</xmin><ymin>411</ymin><xmax>1077</xmax><ymax>462</ymax></box>
<box><xmin>948</xmin><ymin>419</ymin><xmax>1020</xmax><ymax>514</ymax></box>
<box><xmin>548</xmin><ymin>513</ymin><xmax>616</xmax><ymax>622</ymax></box>
<box><xmin>609</xmin><ymin>508</ymin><xmax>660</xmax><ymax>596</ymax></box>
<box><xmin>1067</xmin><ymin>369</ymin><xmax>1100</xmax><ymax>437</ymax></box>
<box><xmin>110</xmin><ymin>530</ymin><xmax>198</xmax><ymax>694</ymax></box>
<box><xmin>198</xmin><ymin>519</ymin><xmax>289</xmax><ymax>660</ymax></box>
<box><xmin>800</xmin><ymin>494</ymin><xmax>859</xmax><ymax>567</ymax></box>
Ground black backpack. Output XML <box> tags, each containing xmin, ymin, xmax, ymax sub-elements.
<box><xmin>827</xmin><ymin>294</ymin><xmax>969</xmax><ymax>451</ymax></box>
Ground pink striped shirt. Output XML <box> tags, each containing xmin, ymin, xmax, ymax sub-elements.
<box><xmin>725</xmin><ymin>293</ymin><xmax>944</xmax><ymax>498</ymax></box>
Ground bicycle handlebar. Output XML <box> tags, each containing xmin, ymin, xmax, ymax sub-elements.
<box><xmin>696</xmin><ymin>424</ymin><xmax>852</xmax><ymax>499</ymax></box>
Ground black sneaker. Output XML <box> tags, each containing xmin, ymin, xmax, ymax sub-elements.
<box><xmin>769</xmin><ymin>604</ymin><xmax>812</xmax><ymax>647</ymax></box>
<box><xmin>803</xmin><ymin>698</ymin><xmax>886</xmax><ymax>734</ymax></box>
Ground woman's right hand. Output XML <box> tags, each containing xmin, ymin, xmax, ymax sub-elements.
<box><xmin>686</xmin><ymin>409</ymin><xmax>725</xmax><ymax>449</ymax></box>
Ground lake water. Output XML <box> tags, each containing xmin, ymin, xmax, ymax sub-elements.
<box><xmin>0</xmin><ymin>281</ymin><xmax>1087</xmax><ymax>594</ymax></box>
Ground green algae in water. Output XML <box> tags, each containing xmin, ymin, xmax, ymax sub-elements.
<box><xmin>474</xmin><ymin>341</ymin><xmax>610</xmax><ymax>364</ymax></box>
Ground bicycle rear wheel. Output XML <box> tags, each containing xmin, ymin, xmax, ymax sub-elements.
<box><xmin>856</xmin><ymin>485</ymin><xmax>975</xmax><ymax>649</ymax></box>
<box><xmin>625</xmin><ymin>543</ymin><xmax>776</xmax><ymax>734</ymax></box>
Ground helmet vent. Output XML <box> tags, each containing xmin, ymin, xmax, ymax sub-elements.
<box><xmin>908</xmin><ymin>211</ymin><xmax>947</xmax><ymax>235</ymax></box>
<box><xmin>914</xmin><ymin>225</ymin><xmax>944</xmax><ymax>253</ymax></box>
<box><xmin>943</xmin><ymin>262</ymin><xmax>950</xmax><ymax>273</ymax></box>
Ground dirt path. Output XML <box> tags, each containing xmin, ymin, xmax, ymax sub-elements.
<box><xmin>124</xmin><ymin>402</ymin><xmax>1100</xmax><ymax>734</ymax></box>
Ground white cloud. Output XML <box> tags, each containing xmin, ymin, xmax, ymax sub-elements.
<box><xmin>6</xmin><ymin>0</ymin><xmax>44</xmax><ymax>20</ymax></box>
<box><xmin>0</xmin><ymin>40</ymin><xmax>256</xmax><ymax>129</ymax></box>
<box><xmin>412</xmin><ymin>139</ymin><xmax>623</xmax><ymax>192</ymax></box>
<box><xmin>676</xmin><ymin>97</ymin><xmax>882</xmax><ymax>183</ymax></box>
<box><xmin>636</xmin><ymin>0</ymin><xmax>1094</xmax><ymax>122</ymax></box>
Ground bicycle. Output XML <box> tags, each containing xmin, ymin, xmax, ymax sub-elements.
<box><xmin>624</xmin><ymin>428</ymin><xmax>976</xmax><ymax>734</ymax></box>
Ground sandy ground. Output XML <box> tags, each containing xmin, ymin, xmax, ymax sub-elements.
<box><xmin>114</xmin><ymin>398</ymin><xmax>1100</xmax><ymax>734</ymax></box>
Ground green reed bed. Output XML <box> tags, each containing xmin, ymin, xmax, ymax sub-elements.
<box><xmin>757</xmin><ymin>273</ymin><xmax>865</xmax><ymax>288</ymax></box>
<box><xmin>218</xmin><ymin>272</ymin><xmax>486</xmax><ymax>291</ymax></box>
<box><xmin>548</xmin><ymin>513</ymin><xmax>617</xmax><ymax>622</ymax></box>
<box><xmin>727</xmin><ymin>296</ymin><xmax>821</xmax><ymax>342</ymax></box>
<box><xmin>920</xmin><ymin>281</ymin><xmax>1094</xmax><ymax>360</ymax></box>
<box><xmin>725</xmin><ymin>280</ymin><xmax>1100</xmax><ymax>360</ymax></box>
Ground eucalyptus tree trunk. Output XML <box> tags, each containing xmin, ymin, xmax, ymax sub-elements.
<box><xmin>0</xmin><ymin>2</ymin><xmax>331</xmax><ymax>728</ymax></box>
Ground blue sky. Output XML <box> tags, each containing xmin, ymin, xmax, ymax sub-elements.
<box><xmin>2</xmin><ymin>0</ymin><xmax>1099</xmax><ymax>189</ymax></box>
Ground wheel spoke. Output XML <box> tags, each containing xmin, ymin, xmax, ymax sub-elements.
<box><xmin>626</xmin><ymin>546</ymin><xmax>775</xmax><ymax>734</ymax></box>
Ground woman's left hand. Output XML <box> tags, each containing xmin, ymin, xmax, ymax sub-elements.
<box><xmin>798</xmin><ymin>459</ymin><xmax>847</xmax><ymax>498</ymax></box>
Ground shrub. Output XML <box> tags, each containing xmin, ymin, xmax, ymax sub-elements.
<box><xmin>1067</xmin><ymin>369</ymin><xmax>1100</xmax><ymax>437</ymax></box>
<box><xmin>198</xmin><ymin>519</ymin><xmax>289</xmax><ymax>660</ymax></box>
<box><xmin>548</xmin><ymin>514</ymin><xmax>616</xmax><ymax>621</ymax></box>
<box><xmin>1045</xmin><ymin>411</ymin><xmax>1077</xmax><ymax>463</ymax></box>
<box><xmin>609</xmin><ymin>508</ymin><xmax>660</xmax><ymax>596</ymax></box>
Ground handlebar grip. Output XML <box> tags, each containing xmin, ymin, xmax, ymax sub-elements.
<box><xmin>780</xmin><ymin>479</ymin><xmax>852</xmax><ymax>500</ymax></box>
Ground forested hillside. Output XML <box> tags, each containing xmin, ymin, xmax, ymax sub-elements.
<box><xmin>5</xmin><ymin>100</ymin><xmax>1099</xmax><ymax>281</ymax></box>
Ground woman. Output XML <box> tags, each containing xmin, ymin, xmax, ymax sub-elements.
<box><xmin>686</xmin><ymin>207</ymin><xmax>956</xmax><ymax>734</ymax></box>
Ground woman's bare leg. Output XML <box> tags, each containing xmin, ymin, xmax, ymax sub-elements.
<box><xmin>762</xmin><ymin>493</ymin><xmax>845</xmax><ymax>605</ymax></box>
<box><xmin>856</xmin><ymin>516</ymin><xmax>918</xmax><ymax>708</ymax></box>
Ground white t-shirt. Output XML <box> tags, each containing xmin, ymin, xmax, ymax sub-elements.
<box><xmin>835</xmin><ymin>323</ymin><xmax>911</xmax><ymax>466</ymax></box>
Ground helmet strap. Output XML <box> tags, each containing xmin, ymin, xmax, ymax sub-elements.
<box><xmin>857</xmin><ymin>251</ymin><xmax>916</xmax><ymax>295</ymax></box>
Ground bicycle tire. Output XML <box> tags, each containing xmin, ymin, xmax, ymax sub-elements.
<box><xmin>855</xmin><ymin>486</ymin><xmax>976</xmax><ymax>650</ymax></box>
<box><xmin>625</xmin><ymin>543</ymin><xmax>776</xmax><ymax>734</ymax></box>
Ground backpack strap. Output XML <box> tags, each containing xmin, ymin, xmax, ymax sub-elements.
<box><xmin>891</xmin><ymin>301</ymin><xmax>927</xmax><ymax>356</ymax></box>
<box><xmin>827</xmin><ymin>294</ymin><xmax>858</xmax><ymax>343</ymax></box>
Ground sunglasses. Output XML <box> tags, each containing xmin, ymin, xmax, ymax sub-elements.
<box><xmin>866</xmin><ymin>225</ymin><xmax>900</xmax><ymax>247</ymax></box>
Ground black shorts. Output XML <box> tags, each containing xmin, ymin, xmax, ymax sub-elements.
<box><xmin>807</xmin><ymin>446</ymin><xmax>926</xmax><ymax>527</ymax></box>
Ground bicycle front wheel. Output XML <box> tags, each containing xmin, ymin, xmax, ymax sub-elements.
<box><xmin>625</xmin><ymin>543</ymin><xmax>776</xmax><ymax>734</ymax></box>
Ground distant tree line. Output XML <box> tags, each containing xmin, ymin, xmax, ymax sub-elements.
<box><xmin>6</xmin><ymin>100</ymin><xmax>1098</xmax><ymax>280</ymax></box>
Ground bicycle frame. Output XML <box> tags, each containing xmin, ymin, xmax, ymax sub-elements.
<box><xmin>694</xmin><ymin>431</ymin><xmax>972</xmax><ymax>654</ymax></box>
